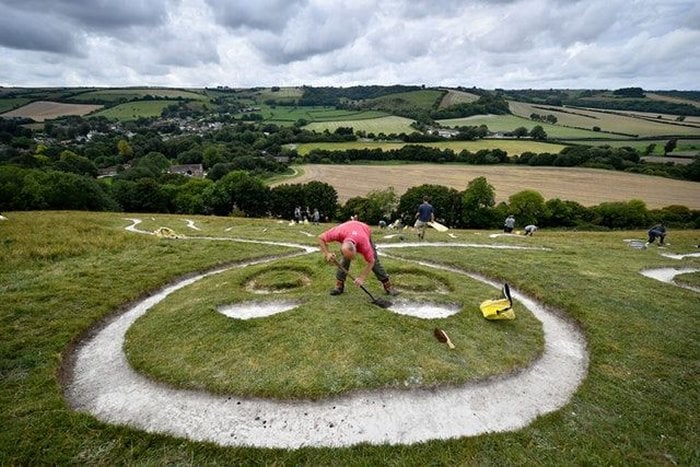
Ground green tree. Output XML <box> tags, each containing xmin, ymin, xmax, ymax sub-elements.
<box><xmin>664</xmin><ymin>138</ymin><xmax>677</xmax><ymax>155</ymax></box>
<box><xmin>513</xmin><ymin>127</ymin><xmax>529</xmax><ymax>138</ymax></box>
<box><xmin>542</xmin><ymin>198</ymin><xmax>591</xmax><ymax>227</ymax></box>
<box><xmin>202</xmin><ymin>144</ymin><xmax>225</xmax><ymax>168</ymax></box>
<box><xmin>340</xmin><ymin>188</ymin><xmax>399</xmax><ymax>225</ymax></box>
<box><xmin>508</xmin><ymin>190</ymin><xmax>547</xmax><ymax>226</ymax></box>
<box><xmin>462</xmin><ymin>176</ymin><xmax>496</xmax><ymax>228</ymax></box>
<box><xmin>529</xmin><ymin>125</ymin><xmax>547</xmax><ymax>140</ymax></box>
<box><xmin>204</xmin><ymin>171</ymin><xmax>270</xmax><ymax>217</ymax></box>
<box><xmin>304</xmin><ymin>181</ymin><xmax>339</xmax><ymax>221</ymax></box>
<box><xmin>136</xmin><ymin>152</ymin><xmax>170</xmax><ymax>175</ymax></box>
<box><xmin>117</xmin><ymin>139</ymin><xmax>134</xmax><ymax>160</ymax></box>
<box><xmin>398</xmin><ymin>184</ymin><xmax>463</xmax><ymax>228</ymax></box>
<box><xmin>54</xmin><ymin>150</ymin><xmax>98</xmax><ymax>177</ymax></box>
<box><xmin>593</xmin><ymin>199</ymin><xmax>649</xmax><ymax>228</ymax></box>
<box><xmin>169</xmin><ymin>178</ymin><xmax>212</xmax><ymax>214</ymax></box>
<box><xmin>113</xmin><ymin>178</ymin><xmax>169</xmax><ymax>213</ymax></box>
<box><xmin>338</xmin><ymin>196</ymin><xmax>372</xmax><ymax>223</ymax></box>
<box><xmin>270</xmin><ymin>183</ymin><xmax>306</xmax><ymax>219</ymax></box>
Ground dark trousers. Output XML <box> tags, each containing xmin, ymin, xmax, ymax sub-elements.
<box><xmin>335</xmin><ymin>239</ymin><xmax>389</xmax><ymax>283</ymax></box>
<box><xmin>648</xmin><ymin>231</ymin><xmax>665</xmax><ymax>244</ymax></box>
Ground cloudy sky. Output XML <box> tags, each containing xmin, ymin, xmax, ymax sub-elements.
<box><xmin>1</xmin><ymin>0</ymin><xmax>698</xmax><ymax>90</ymax></box>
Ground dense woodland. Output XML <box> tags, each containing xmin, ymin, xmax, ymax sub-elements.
<box><xmin>1</xmin><ymin>85</ymin><xmax>698</xmax><ymax>229</ymax></box>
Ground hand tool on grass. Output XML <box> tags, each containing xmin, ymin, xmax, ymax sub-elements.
<box><xmin>331</xmin><ymin>257</ymin><xmax>392</xmax><ymax>309</ymax></box>
<box><xmin>434</xmin><ymin>328</ymin><xmax>455</xmax><ymax>349</ymax></box>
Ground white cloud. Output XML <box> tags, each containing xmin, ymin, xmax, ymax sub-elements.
<box><xmin>0</xmin><ymin>0</ymin><xmax>697</xmax><ymax>89</ymax></box>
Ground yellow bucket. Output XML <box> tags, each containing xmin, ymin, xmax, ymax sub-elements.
<box><xmin>479</xmin><ymin>298</ymin><xmax>515</xmax><ymax>320</ymax></box>
<box><xmin>479</xmin><ymin>283</ymin><xmax>515</xmax><ymax>320</ymax></box>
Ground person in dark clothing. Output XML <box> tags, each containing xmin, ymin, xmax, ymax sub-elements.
<box><xmin>646</xmin><ymin>224</ymin><xmax>667</xmax><ymax>246</ymax></box>
<box><xmin>414</xmin><ymin>195</ymin><xmax>435</xmax><ymax>240</ymax></box>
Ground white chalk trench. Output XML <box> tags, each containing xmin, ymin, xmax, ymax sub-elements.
<box><xmin>64</xmin><ymin>219</ymin><xmax>595</xmax><ymax>449</ymax></box>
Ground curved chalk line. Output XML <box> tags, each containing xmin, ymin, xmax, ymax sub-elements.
<box><xmin>64</xmin><ymin>218</ymin><xmax>588</xmax><ymax>449</ymax></box>
<box><xmin>640</xmin><ymin>267</ymin><xmax>700</xmax><ymax>293</ymax></box>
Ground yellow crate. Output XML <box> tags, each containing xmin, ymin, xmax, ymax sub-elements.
<box><xmin>479</xmin><ymin>298</ymin><xmax>515</xmax><ymax>320</ymax></box>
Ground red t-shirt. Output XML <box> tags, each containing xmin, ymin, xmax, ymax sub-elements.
<box><xmin>319</xmin><ymin>221</ymin><xmax>374</xmax><ymax>263</ymax></box>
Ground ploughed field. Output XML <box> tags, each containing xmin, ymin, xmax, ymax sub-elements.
<box><xmin>277</xmin><ymin>164</ymin><xmax>700</xmax><ymax>208</ymax></box>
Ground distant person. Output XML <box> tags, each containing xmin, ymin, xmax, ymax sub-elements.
<box><xmin>318</xmin><ymin>219</ymin><xmax>399</xmax><ymax>296</ymax></box>
<box><xmin>312</xmin><ymin>208</ymin><xmax>320</xmax><ymax>225</ymax></box>
<box><xmin>294</xmin><ymin>206</ymin><xmax>302</xmax><ymax>224</ymax></box>
<box><xmin>389</xmin><ymin>219</ymin><xmax>403</xmax><ymax>230</ymax></box>
<box><xmin>504</xmin><ymin>214</ymin><xmax>515</xmax><ymax>233</ymax></box>
<box><xmin>414</xmin><ymin>195</ymin><xmax>435</xmax><ymax>240</ymax></box>
<box><xmin>523</xmin><ymin>225</ymin><xmax>538</xmax><ymax>236</ymax></box>
<box><xmin>646</xmin><ymin>224</ymin><xmax>666</xmax><ymax>246</ymax></box>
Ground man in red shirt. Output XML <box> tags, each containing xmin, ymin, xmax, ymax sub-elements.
<box><xmin>318</xmin><ymin>220</ymin><xmax>400</xmax><ymax>296</ymax></box>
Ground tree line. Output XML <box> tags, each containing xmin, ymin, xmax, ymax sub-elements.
<box><xmin>1</xmin><ymin>165</ymin><xmax>696</xmax><ymax>230</ymax></box>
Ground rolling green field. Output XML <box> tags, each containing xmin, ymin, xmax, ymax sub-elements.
<box><xmin>293</xmin><ymin>138</ymin><xmax>567</xmax><ymax>156</ymax></box>
<box><xmin>303</xmin><ymin>115</ymin><xmax>417</xmax><ymax>134</ymax></box>
<box><xmin>365</xmin><ymin>89</ymin><xmax>444</xmax><ymax>110</ymax></box>
<box><xmin>91</xmin><ymin>100</ymin><xmax>175</xmax><ymax>121</ymax></box>
<box><xmin>509</xmin><ymin>101</ymin><xmax>700</xmax><ymax>138</ymax></box>
<box><xmin>438</xmin><ymin>113</ymin><xmax>616</xmax><ymax>139</ymax></box>
<box><xmin>1</xmin><ymin>211</ymin><xmax>698</xmax><ymax>464</ymax></box>
<box><xmin>257</xmin><ymin>87</ymin><xmax>303</xmax><ymax>103</ymax></box>
<box><xmin>0</xmin><ymin>97</ymin><xmax>32</xmax><ymax>113</ymax></box>
<box><xmin>69</xmin><ymin>88</ymin><xmax>208</xmax><ymax>102</ymax></box>
<box><xmin>246</xmin><ymin>105</ymin><xmax>388</xmax><ymax>125</ymax></box>
<box><xmin>438</xmin><ymin>89</ymin><xmax>480</xmax><ymax>108</ymax></box>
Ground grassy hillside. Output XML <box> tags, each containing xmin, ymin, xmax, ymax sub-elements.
<box><xmin>509</xmin><ymin>101</ymin><xmax>700</xmax><ymax>138</ymax></box>
<box><xmin>68</xmin><ymin>88</ymin><xmax>208</xmax><ymax>103</ymax></box>
<box><xmin>438</xmin><ymin>89</ymin><xmax>480</xmax><ymax>109</ymax></box>
<box><xmin>0</xmin><ymin>211</ymin><xmax>698</xmax><ymax>464</ymax></box>
<box><xmin>302</xmin><ymin>115</ymin><xmax>416</xmax><ymax>134</ymax></box>
<box><xmin>91</xmin><ymin>100</ymin><xmax>176</xmax><ymax>121</ymax></box>
<box><xmin>362</xmin><ymin>89</ymin><xmax>445</xmax><ymax>112</ymax></box>
<box><xmin>438</xmin><ymin>114</ymin><xmax>614</xmax><ymax>139</ymax></box>
<box><xmin>0</xmin><ymin>97</ymin><xmax>32</xmax><ymax>113</ymax></box>
<box><xmin>259</xmin><ymin>106</ymin><xmax>387</xmax><ymax>125</ymax></box>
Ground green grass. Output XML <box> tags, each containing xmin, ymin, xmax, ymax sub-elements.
<box><xmin>258</xmin><ymin>87</ymin><xmax>303</xmax><ymax>103</ymax></box>
<box><xmin>125</xmin><ymin>255</ymin><xmax>541</xmax><ymax>399</ymax></box>
<box><xmin>91</xmin><ymin>100</ymin><xmax>175</xmax><ymax>121</ymax></box>
<box><xmin>293</xmin><ymin>139</ymin><xmax>567</xmax><ymax>156</ymax></box>
<box><xmin>439</xmin><ymin>114</ymin><xmax>616</xmax><ymax>139</ymax></box>
<box><xmin>1</xmin><ymin>211</ymin><xmax>699</xmax><ymax>464</ymax></box>
<box><xmin>365</xmin><ymin>89</ymin><xmax>444</xmax><ymax>111</ymax></box>
<box><xmin>255</xmin><ymin>105</ymin><xmax>388</xmax><ymax>125</ymax></box>
<box><xmin>303</xmin><ymin>115</ymin><xmax>415</xmax><ymax>134</ymax></box>
<box><xmin>675</xmin><ymin>271</ymin><xmax>700</xmax><ymax>288</ymax></box>
<box><xmin>69</xmin><ymin>88</ymin><xmax>207</xmax><ymax>102</ymax></box>
<box><xmin>509</xmin><ymin>100</ymin><xmax>700</xmax><ymax>138</ymax></box>
<box><xmin>0</xmin><ymin>97</ymin><xmax>32</xmax><ymax>113</ymax></box>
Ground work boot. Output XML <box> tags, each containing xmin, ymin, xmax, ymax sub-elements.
<box><xmin>382</xmin><ymin>280</ymin><xmax>400</xmax><ymax>296</ymax></box>
<box><xmin>330</xmin><ymin>280</ymin><xmax>344</xmax><ymax>295</ymax></box>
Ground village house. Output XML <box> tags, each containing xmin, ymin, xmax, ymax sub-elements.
<box><xmin>168</xmin><ymin>163</ymin><xmax>204</xmax><ymax>177</ymax></box>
